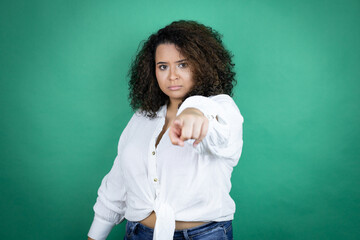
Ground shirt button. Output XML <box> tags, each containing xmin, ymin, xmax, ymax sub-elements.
<box><xmin>152</xmin><ymin>151</ymin><xmax>155</xmax><ymax>155</ymax></box>
<box><xmin>153</xmin><ymin>178</ymin><xmax>158</xmax><ymax>182</ymax></box>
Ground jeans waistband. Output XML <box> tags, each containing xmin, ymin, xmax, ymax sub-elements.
<box><xmin>127</xmin><ymin>220</ymin><xmax>232</xmax><ymax>238</ymax></box>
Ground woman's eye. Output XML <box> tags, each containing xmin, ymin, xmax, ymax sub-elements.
<box><xmin>159</xmin><ymin>65</ymin><xmax>167</xmax><ymax>70</ymax></box>
<box><xmin>179</xmin><ymin>63</ymin><xmax>187</xmax><ymax>68</ymax></box>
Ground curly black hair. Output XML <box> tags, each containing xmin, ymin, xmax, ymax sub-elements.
<box><xmin>128</xmin><ymin>20</ymin><xmax>236</xmax><ymax>118</ymax></box>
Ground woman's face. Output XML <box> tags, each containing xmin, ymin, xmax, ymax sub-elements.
<box><xmin>155</xmin><ymin>43</ymin><xmax>194</xmax><ymax>106</ymax></box>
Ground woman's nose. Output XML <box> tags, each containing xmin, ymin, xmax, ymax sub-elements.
<box><xmin>169</xmin><ymin>66</ymin><xmax>178</xmax><ymax>80</ymax></box>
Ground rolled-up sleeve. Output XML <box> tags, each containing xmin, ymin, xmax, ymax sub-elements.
<box><xmin>177</xmin><ymin>94</ymin><xmax>244</xmax><ymax>165</ymax></box>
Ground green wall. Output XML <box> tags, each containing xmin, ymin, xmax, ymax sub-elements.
<box><xmin>1</xmin><ymin>0</ymin><xmax>359</xmax><ymax>239</ymax></box>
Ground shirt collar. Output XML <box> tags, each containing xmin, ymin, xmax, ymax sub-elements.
<box><xmin>157</xmin><ymin>104</ymin><xmax>167</xmax><ymax>118</ymax></box>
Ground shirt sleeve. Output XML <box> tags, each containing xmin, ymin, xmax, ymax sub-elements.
<box><xmin>176</xmin><ymin>94</ymin><xmax>244</xmax><ymax>165</ymax></box>
<box><xmin>88</xmin><ymin>116</ymin><xmax>134</xmax><ymax>240</ymax></box>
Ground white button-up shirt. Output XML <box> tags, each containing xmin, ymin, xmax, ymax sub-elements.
<box><xmin>88</xmin><ymin>94</ymin><xmax>244</xmax><ymax>240</ymax></box>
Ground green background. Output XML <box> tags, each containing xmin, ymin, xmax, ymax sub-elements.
<box><xmin>1</xmin><ymin>0</ymin><xmax>359</xmax><ymax>239</ymax></box>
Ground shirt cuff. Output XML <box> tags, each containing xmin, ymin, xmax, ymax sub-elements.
<box><xmin>88</xmin><ymin>215</ymin><xmax>116</xmax><ymax>240</ymax></box>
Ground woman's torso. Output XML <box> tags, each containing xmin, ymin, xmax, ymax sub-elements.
<box><xmin>119</xmin><ymin>106</ymin><xmax>236</xmax><ymax>222</ymax></box>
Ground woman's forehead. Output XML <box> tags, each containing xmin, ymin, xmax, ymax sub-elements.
<box><xmin>155</xmin><ymin>43</ymin><xmax>185</xmax><ymax>62</ymax></box>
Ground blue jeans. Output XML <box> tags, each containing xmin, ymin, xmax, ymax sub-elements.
<box><xmin>124</xmin><ymin>220</ymin><xmax>233</xmax><ymax>240</ymax></box>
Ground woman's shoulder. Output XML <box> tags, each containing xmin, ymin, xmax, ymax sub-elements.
<box><xmin>185</xmin><ymin>94</ymin><xmax>234</xmax><ymax>103</ymax></box>
<box><xmin>208</xmin><ymin>94</ymin><xmax>235</xmax><ymax>103</ymax></box>
<box><xmin>183</xmin><ymin>94</ymin><xmax>238</xmax><ymax>110</ymax></box>
<box><xmin>132</xmin><ymin>105</ymin><xmax>166</xmax><ymax>119</ymax></box>
<box><xmin>127</xmin><ymin>105</ymin><xmax>165</xmax><ymax>125</ymax></box>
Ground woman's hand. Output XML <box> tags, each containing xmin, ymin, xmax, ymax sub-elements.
<box><xmin>169</xmin><ymin>108</ymin><xmax>209</xmax><ymax>147</ymax></box>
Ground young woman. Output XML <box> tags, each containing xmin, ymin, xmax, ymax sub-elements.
<box><xmin>88</xmin><ymin>20</ymin><xmax>244</xmax><ymax>240</ymax></box>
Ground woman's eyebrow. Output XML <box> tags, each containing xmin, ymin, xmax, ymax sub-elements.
<box><xmin>156</xmin><ymin>59</ymin><xmax>187</xmax><ymax>65</ymax></box>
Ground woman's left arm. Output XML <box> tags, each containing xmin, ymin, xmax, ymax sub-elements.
<box><xmin>169</xmin><ymin>94</ymin><xmax>244</xmax><ymax>165</ymax></box>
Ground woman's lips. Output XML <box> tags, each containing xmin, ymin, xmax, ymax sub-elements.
<box><xmin>168</xmin><ymin>85</ymin><xmax>182</xmax><ymax>90</ymax></box>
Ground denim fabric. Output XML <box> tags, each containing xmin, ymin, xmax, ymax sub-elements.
<box><xmin>124</xmin><ymin>220</ymin><xmax>233</xmax><ymax>240</ymax></box>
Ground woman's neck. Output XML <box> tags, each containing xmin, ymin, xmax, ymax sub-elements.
<box><xmin>166</xmin><ymin>100</ymin><xmax>180</xmax><ymax>120</ymax></box>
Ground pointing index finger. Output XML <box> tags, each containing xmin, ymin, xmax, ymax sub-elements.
<box><xmin>169</xmin><ymin>118</ymin><xmax>184</xmax><ymax>146</ymax></box>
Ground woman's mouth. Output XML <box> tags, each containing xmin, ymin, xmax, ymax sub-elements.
<box><xmin>168</xmin><ymin>85</ymin><xmax>182</xmax><ymax>90</ymax></box>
